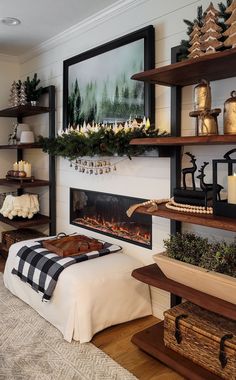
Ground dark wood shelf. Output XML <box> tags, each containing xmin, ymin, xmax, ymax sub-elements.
<box><xmin>0</xmin><ymin>243</ymin><xmax>8</xmax><ymax>259</ymax></box>
<box><xmin>131</xmin><ymin>47</ymin><xmax>236</xmax><ymax>87</ymax></box>
<box><xmin>135</xmin><ymin>203</ymin><xmax>236</xmax><ymax>232</ymax></box>
<box><xmin>0</xmin><ymin>213</ymin><xmax>50</xmax><ymax>228</ymax></box>
<box><xmin>0</xmin><ymin>105</ymin><xmax>50</xmax><ymax>118</ymax></box>
<box><xmin>130</xmin><ymin>134</ymin><xmax>236</xmax><ymax>146</ymax></box>
<box><xmin>0</xmin><ymin>143</ymin><xmax>42</xmax><ymax>149</ymax></box>
<box><xmin>0</xmin><ymin>178</ymin><xmax>49</xmax><ymax>188</ymax></box>
<box><xmin>132</xmin><ymin>322</ymin><xmax>221</xmax><ymax>380</ymax></box>
<box><xmin>132</xmin><ymin>264</ymin><xmax>236</xmax><ymax>320</ymax></box>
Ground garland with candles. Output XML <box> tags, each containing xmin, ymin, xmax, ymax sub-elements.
<box><xmin>39</xmin><ymin>119</ymin><xmax>168</xmax><ymax>161</ymax></box>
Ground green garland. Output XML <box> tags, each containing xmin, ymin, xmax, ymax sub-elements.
<box><xmin>39</xmin><ymin>126</ymin><xmax>168</xmax><ymax>161</ymax></box>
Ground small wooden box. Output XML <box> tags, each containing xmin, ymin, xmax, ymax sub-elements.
<box><xmin>42</xmin><ymin>234</ymin><xmax>103</xmax><ymax>257</ymax></box>
<box><xmin>164</xmin><ymin>302</ymin><xmax>236</xmax><ymax>379</ymax></box>
<box><xmin>2</xmin><ymin>228</ymin><xmax>46</xmax><ymax>250</ymax></box>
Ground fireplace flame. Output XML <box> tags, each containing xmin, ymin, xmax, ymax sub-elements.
<box><xmin>73</xmin><ymin>216</ymin><xmax>151</xmax><ymax>245</ymax></box>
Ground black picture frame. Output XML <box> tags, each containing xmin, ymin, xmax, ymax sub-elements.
<box><xmin>63</xmin><ymin>25</ymin><xmax>155</xmax><ymax>128</ymax></box>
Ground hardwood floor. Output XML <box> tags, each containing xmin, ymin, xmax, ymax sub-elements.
<box><xmin>92</xmin><ymin>316</ymin><xmax>183</xmax><ymax>380</ymax></box>
<box><xmin>0</xmin><ymin>256</ymin><xmax>183</xmax><ymax>380</ymax></box>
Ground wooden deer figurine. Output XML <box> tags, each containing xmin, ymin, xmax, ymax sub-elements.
<box><xmin>197</xmin><ymin>162</ymin><xmax>223</xmax><ymax>207</ymax></box>
<box><xmin>182</xmin><ymin>152</ymin><xmax>197</xmax><ymax>190</ymax></box>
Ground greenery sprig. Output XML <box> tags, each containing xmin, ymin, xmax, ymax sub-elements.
<box><xmin>39</xmin><ymin>125</ymin><xmax>168</xmax><ymax>160</ymax></box>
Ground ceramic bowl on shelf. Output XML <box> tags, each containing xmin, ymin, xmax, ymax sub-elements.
<box><xmin>16</xmin><ymin>123</ymin><xmax>31</xmax><ymax>140</ymax></box>
<box><xmin>20</xmin><ymin>131</ymin><xmax>35</xmax><ymax>144</ymax></box>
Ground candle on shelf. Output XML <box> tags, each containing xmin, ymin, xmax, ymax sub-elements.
<box><xmin>24</xmin><ymin>162</ymin><xmax>32</xmax><ymax>178</ymax></box>
<box><xmin>228</xmin><ymin>173</ymin><xmax>236</xmax><ymax>204</ymax></box>
<box><xmin>18</xmin><ymin>160</ymin><xmax>24</xmax><ymax>171</ymax></box>
<box><xmin>13</xmin><ymin>162</ymin><xmax>19</xmax><ymax>171</ymax></box>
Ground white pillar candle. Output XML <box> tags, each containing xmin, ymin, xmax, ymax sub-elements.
<box><xmin>228</xmin><ymin>173</ymin><xmax>236</xmax><ymax>204</ymax></box>
<box><xmin>24</xmin><ymin>162</ymin><xmax>32</xmax><ymax>177</ymax></box>
<box><xmin>18</xmin><ymin>160</ymin><xmax>24</xmax><ymax>171</ymax></box>
<box><xmin>13</xmin><ymin>162</ymin><xmax>19</xmax><ymax>171</ymax></box>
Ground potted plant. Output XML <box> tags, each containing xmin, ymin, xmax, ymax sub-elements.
<box><xmin>153</xmin><ymin>233</ymin><xmax>236</xmax><ymax>304</ymax></box>
<box><xmin>24</xmin><ymin>73</ymin><xmax>43</xmax><ymax>105</ymax></box>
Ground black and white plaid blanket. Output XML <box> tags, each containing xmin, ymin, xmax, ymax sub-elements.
<box><xmin>12</xmin><ymin>240</ymin><xmax>122</xmax><ymax>302</ymax></box>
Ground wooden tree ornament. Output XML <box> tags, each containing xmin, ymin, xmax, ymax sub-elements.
<box><xmin>201</xmin><ymin>2</ymin><xmax>223</xmax><ymax>54</ymax></box>
<box><xmin>223</xmin><ymin>0</ymin><xmax>236</xmax><ymax>48</ymax></box>
<box><xmin>188</xmin><ymin>22</ymin><xmax>204</xmax><ymax>58</ymax></box>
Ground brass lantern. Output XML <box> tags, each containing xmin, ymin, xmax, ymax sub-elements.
<box><xmin>194</xmin><ymin>79</ymin><xmax>212</xmax><ymax>111</ymax></box>
<box><xmin>224</xmin><ymin>91</ymin><xmax>236</xmax><ymax>135</ymax></box>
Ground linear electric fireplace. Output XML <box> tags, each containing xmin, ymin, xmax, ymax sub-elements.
<box><xmin>70</xmin><ymin>188</ymin><xmax>152</xmax><ymax>249</ymax></box>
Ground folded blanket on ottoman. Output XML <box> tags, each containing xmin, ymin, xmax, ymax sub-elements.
<box><xmin>11</xmin><ymin>240</ymin><xmax>121</xmax><ymax>302</ymax></box>
<box><xmin>4</xmin><ymin>239</ymin><xmax>152</xmax><ymax>342</ymax></box>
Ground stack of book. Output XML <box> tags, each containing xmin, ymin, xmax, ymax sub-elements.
<box><xmin>173</xmin><ymin>188</ymin><xmax>213</xmax><ymax>207</ymax></box>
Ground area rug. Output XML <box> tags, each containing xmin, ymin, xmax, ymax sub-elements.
<box><xmin>0</xmin><ymin>274</ymin><xmax>137</xmax><ymax>380</ymax></box>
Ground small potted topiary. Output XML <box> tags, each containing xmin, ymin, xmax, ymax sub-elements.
<box><xmin>153</xmin><ymin>233</ymin><xmax>236</xmax><ymax>304</ymax></box>
<box><xmin>24</xmin><ymin>73</ymin><xmax>43</xmax><ymax>105</ymax></box>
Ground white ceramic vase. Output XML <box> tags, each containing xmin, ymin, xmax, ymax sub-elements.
<box><xmin>153</xmin><ymin>252</ymin><xmax>236</xmax><ymax>304</ymax></box>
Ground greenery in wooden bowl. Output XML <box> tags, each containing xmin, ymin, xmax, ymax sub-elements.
<box><xmin>163</xmin><ymin>233</ymin><xmax>236</xmax><ymax>277</ymax></box>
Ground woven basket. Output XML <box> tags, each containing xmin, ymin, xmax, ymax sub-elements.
<box><xmin>2</xmin><ymin>228</ymin><xmax>46</xmax><ymax>250</ymax></box>
<box><xmin>164</xmin><ymin>301</ymin><xmax>236</xmax><ymax>379</ymax></box>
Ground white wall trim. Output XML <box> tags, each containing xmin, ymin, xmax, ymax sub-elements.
<box><xmin>20</xmin><ymin>0</ymin><xmax>147</xmax><ymax>63</ymax></box>
<box><xmin>0</xmin><ymin>53</ymin><xmax>19</xmax><ymax>63</ymax></box>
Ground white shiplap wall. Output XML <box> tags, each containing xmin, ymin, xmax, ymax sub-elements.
<box><xmin>1</xmin><ymin>0</ymin><xmax>235</xmax><ymax>318</ymax></box>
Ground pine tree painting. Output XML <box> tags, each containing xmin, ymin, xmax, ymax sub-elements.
<box><xmin>67</xmin><ymin>39</ymin><xmax>145</xmax><ymax>126</ymax></box>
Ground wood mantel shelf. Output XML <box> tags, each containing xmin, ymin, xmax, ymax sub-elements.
<box><xmin>132</xmin><ymin>264</ymin><xmax>236</xmax><ymax>321</ymax></box>
<box><xmin>132</xmin><ymin>322</ymin><xmax>221</xmax><ymax>380</ymax></box>
<box><xmin>131</xmin><ymin>47</ymin><xmax>236</xmax><ymax>86</ymax></box>
<box><xmin>130</xmin><ymin>135</ymin><xmax>236</xmax><ymax>146</ymax></box>
<box><xmin>135</xmin><ymin>203</ymin><xmax>236</xmax><ymax>232</ymax></box>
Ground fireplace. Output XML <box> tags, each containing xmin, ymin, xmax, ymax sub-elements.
<box><xmin>70</xmin><ymin>188</ymin><xmax>152</xmax><ymax>249</ymax></box>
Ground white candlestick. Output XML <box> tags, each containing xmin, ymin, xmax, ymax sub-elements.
<box><xmin>13</xmin><ymin>162</ymin><xmax>18</xmax><ymax>171</ymax></box>
<box><xmin>18</xmin><ymin>160</ymin><xmax>24</xmax><ymax>171</ymax></box>
<box><xmin>228</xmin><ymin>173</ymin><xmax>236</xmax><ymax>204</ymax></box>
<box><xmin>24</xmin><ymin>162</ymin><xmax>31</xmax><ymax>177</ymax></box>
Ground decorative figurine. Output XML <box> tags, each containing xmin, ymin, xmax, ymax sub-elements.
<box><xmin>223</xmin><ymin>0</ymin><xmax>236</xmax><ymax>49</ymax></box>
<box><xmin>8</xmin><ymin>123</ymin><xmax>17</xmax><ymax>145</ymax></box>
<box><xmin>182</xmin><ymin>152</ymin><xmax>197</xmax><ymax>190</ymax></box>
<box><xmin>197</xmin><ymin>161</ymin><xmax>223</xmax><ymax>207</ymax></box>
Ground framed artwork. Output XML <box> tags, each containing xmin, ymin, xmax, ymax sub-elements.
<box><xmin>63</xmin><ymin>25</ymin><xmax>155</xmax><ymax>128</ymax></box>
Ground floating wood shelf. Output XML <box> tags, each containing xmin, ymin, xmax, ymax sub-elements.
<box><xmin>132</xmin><ymin>264</ymin><xmax>236</xmax><ymax>320</ymax></box>
<box><xmin>0</xmin><ymin>143</ymin><xmax>42</xmax><ymax>149</ymax></box>
<box><xmin>0</xmin><ymin>105</ymin><xmax>50</xmax><ymax>118</ymax></box>
<box><xmin>0</xmin><ymin>213</ymin><xmax>50</xmax><ymax>228</ymax></box>
<box><xmin>135</xmin><ymin>203</ymin><xmax>236</xmax><ymax>232</ymax></box>
<box><xmin>0</xmin><ymin>178</ymin><xmax>49</xmax><ymax>188</ymax></box>
<box><xmin>130</xmin><ymin>135</ymin><xmax>236</xmax><ymax>146</ymax></box>
<box><xmin>132</xmin><ymin>322</ymin><xmax>221</xmax><ymax>380</ymax></box>
<box><xmin>131</xmin><ymin>47</ymin><xmax>236</xmax><ymax>87</ymax></box>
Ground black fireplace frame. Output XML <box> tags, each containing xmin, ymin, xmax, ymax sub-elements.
<box><xmin>70</xmin><ymin>188</ymin><xmax>152</xmax><ymax>249</ymax></box>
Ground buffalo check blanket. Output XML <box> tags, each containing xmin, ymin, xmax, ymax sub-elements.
<box><xmin>11</xmin><ymin>240</ymin><xmax>122</xmax><ymax>302</ymax></box>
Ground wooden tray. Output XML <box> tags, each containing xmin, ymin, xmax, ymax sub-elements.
<box><xmin>42</xmin><ymin>234</ymin><xmax>103</xmax><ymax>257</ymax></box>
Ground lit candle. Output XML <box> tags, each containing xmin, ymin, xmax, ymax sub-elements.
<box><xmin>18</xmin><ymin>160</ymin><xmax>24</xmax><ymax>171</ymax></box>
<box><xmin>228</xmin><ymin>173</ymin><xmax>236</xmax><ymax>204</ymax></box>
<box><xmin>23</xmin><ymin>162</ymin><xmax>32</xmax><ymax>177</ymax></box>
<box><xmin>13</xmin><ymin>162</ymin><xmax>19</xmax><ymax>171</ymax></box>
